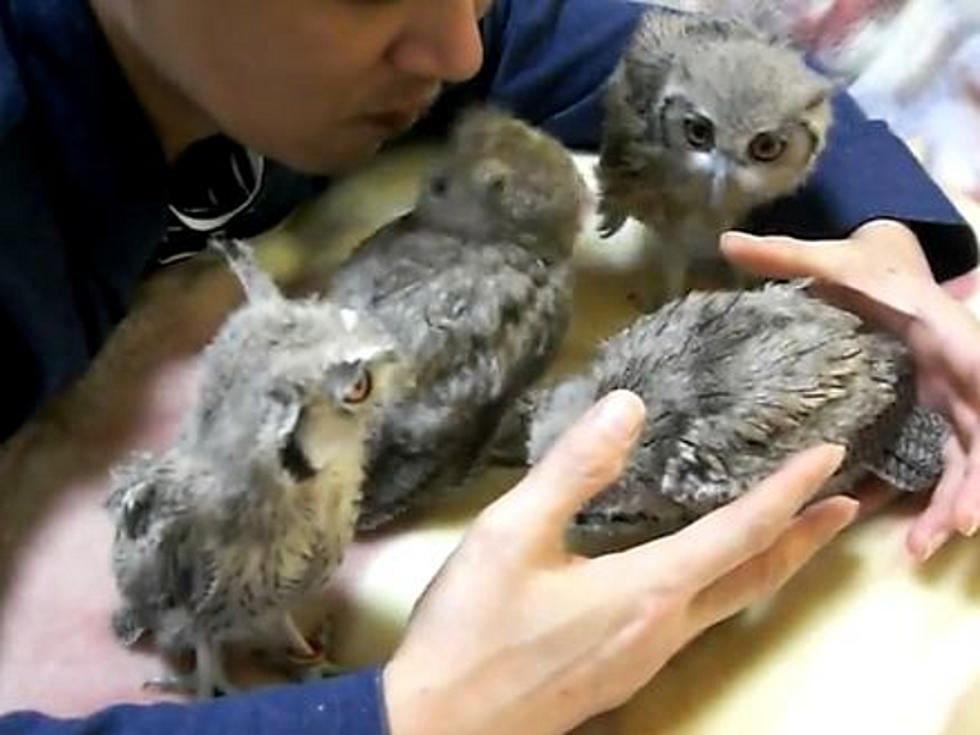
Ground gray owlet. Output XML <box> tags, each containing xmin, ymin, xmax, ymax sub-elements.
<box><xmin>107</xmin><ymin>239</ymin><xmax>408</xmax><ymax>696</ymax></box>
<box><xmin>597</xmin><ymin>7</ymin><xmax>833</xmax><ymax>299</ymax></box>
<box><xmin>329</xmin><ymin>108</ymin><xmax>589</xmax><ymax>530</ymax></box>
<box><xmin>527</xmin><ymin>282</ymin><xmax>947</xmax><ymax>555</ymax></box>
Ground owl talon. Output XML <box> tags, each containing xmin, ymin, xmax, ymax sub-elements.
<box><xmin>598</xmin><ymin>218</ymin><xmax>625</xmax><ymax>239</ymax></box>
<box><xmin>299</xmin><ymin>659</ymin><xmax>345</xmax><ymax>680</ymax></box>
<box><xmin>142</xmin><ymin>674</ymin><xmax>192</xmax><ymax>694</ymax></box>
<box><xmin>285</xmin><ymin>637</ymin><xmax>326</xmax><ymax>666</ymax></box>
<box><xmin>279</xmin><ymin>630</ymin><xmax>343</xmax><ymax>680</ymax></box>
<box><xmin>596</xmin><ymin>202</ymin><xmax>627</xmax><ymax>239</ymax></box>
<box><xmin>140</xmin><ymin>673</ymin><xmax>229</xmax><ymax>698</ymax></box>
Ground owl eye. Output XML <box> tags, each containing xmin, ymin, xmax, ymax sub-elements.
<box><xmin>683</xmin><ymin>115</ymin><xmax>715</xmax><ymax>151</ymax></box>
<box><xmin>485</xmin><ymin>173</ymin><xmax>507</xmax><ymax>196</ymax></box>
<box><xmin>343</xmin><ymin>369</ymin><xmax>373</xmax><ymax>404</ymax></box>
<box><xmin>748</xmin><ymin>132</ymin><xmax>787</xmax><ymax>162</ymax></box>
<box><xmin>430</xmin><ymin>175</ymin><xmax>449</xmax><ymax>197</ymax></box>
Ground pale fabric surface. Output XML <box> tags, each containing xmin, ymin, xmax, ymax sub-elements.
<box><xmin>1</xmin><ymin>144</ymin><xmax>979</xmax><ymax>734</ymax></box>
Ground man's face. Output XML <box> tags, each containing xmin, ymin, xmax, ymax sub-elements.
<box><xmin>135</xmin><ymin>0</ymin><xmax>491</xmax><ymax>172</ymax></box>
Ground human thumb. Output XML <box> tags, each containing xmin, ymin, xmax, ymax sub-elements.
<box><xmin>502</xmin><ymin>390</ymin><xmax>646</xmax><ymax>543</ymax></box>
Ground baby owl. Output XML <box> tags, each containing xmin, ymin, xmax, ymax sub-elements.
<box><xmin>107</xmin><ymin>239</ymin><xmax>408</xmax><ymax>696</ymax></box>
<box><xmin>527</xmin><ymin>282</ymin><xmax>946</xmax><ymax>555</ymax></box>
<box><xmin>598</xmin><ymin>7</ymin><xmax>833</xmax><ymax>299</ymax></box>
<box><xmin>329</xmin><ymin>108</ymin><xmax>589</xmax><ymax>530</ymax></box>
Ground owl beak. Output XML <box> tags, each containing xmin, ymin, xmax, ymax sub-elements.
<box><xmin>710</xmin><ymin>155</ymin><xmax>731</xmax><ymax>207</ymax></box>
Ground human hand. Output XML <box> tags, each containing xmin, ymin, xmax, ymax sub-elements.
<box><xmin>722</xmin><ymin>219</ymin><xmax>980</xmax><ymax>561</ymax></box>
<box><xmin>383</xmin><ymin>391</ymin><xmax>856</xmax><ymax>735</ymax></box>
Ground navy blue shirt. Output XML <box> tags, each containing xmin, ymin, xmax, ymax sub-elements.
<box><xmin>0</xmin><ymin>0</ymin><xmax>976</xmax><ymax>733</ymax></box>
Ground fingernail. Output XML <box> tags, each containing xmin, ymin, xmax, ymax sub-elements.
<box><xmin>592</xmin><ymin>390</ymin><xmax>645</xmax><ymax>443</ymax></box>
<box><xmin>840</xmin><ymin>497</ymin><xmax>860</xmax><ymax>524</ymax></box>
<box><xmin>721</xmin><ymin>230</ymin><xmax>754</xmax><ymax>244</ymax></box>
<box><xmin>821</xmin><ymin>443</ymin><xmax>847</xmax><ymax>470</ymax></box>
<box><xmin>962</xmin><ymin>514</ymin><xmax>980</xmax><ymax>537</ymax></box>
<box><xmin>826</xmin><ymin>498</ymin><xmax>860</xmax><ymax>536</ymax></box>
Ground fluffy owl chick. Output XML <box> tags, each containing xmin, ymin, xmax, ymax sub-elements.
<box><xmin>528</xmin><ymin>282</ymin><xmax>946</xmax><ymax>555</ymax></box>
<box><xmin>107</xmin><ymin>240</ymin><xmax>407</xmax><ymax>696</ymax></box>
<box><xmin>598</xmin><ymin>7</ymin><xmax>833</xmax><ymax>299</ymax></box>
<box><xmin>329</xmin><ymin>108</ymin><xmax>589</xmax><ymax>530</ymax></box>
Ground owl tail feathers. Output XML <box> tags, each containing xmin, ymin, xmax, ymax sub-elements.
<box><xmin>210</xmin><ymin>236</ymin><xmax>284</xmax><ymax>303</ymax></box>
<box><xmin>111</xmin><ymin>606</ymin><xmax>151</xmax><ymax>647</ymax></box>
<box><xmin>870</xmin><ymin>407</ymin><xmax>949</xmax><ymax>493</ymax></box>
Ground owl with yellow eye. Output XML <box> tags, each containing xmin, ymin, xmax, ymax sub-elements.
<box><xmin>598</xmin><ymin>6</ymin><xmax>833</xmax><ymax>301</ymax></box>
<box><xmin>107</xmin><ymin>239</ymin><xmax>409</xmax><ymax>697</ymax></box>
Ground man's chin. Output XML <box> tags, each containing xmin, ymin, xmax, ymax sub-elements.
<box><xmin>284</xmin><ymin>136</ymin><xmax>388</xmax><ymax>176</ymax></box>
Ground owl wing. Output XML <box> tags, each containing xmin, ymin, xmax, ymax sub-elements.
<box><xmin>380</xmin><ymin>241</ymin><xmax>569</xmax><ymax>394</ymax></box>
<box><xmin>655</xmin><ymin>287</ymin><xmax>901</xmax><ymax>514</ymax></box>
<box><xmin>354</xmin><ymin>237</ymin><xmax>572</xmax><ymax>528</ymax></box>
<box><xmin>339</xmin><ymin>226</ymin><xmax>569</xmax><ymax>380</ymax></box>
<box><xmin>108</xmin><ymin>453</ymin><xmax>217</xmax><ymax>641</ymax></box>
<box><xmin>329</xmin><ymin>215</ymin><xmax>456</xmax><ymax>312</ymax></box>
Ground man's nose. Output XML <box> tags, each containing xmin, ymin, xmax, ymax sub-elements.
<box><xmin>389</xmin><ymin>0</ymin><xmax>485</xmax><ymax>83</ymax></box>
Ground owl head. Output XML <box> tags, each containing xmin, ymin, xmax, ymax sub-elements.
<box><xmin>608</xmin><ymin>13</ymin><xmax>833</xmax><ymax>209</ymax></box>
<box><xmin>415</xmin><ymin>108</ymin><xmax>590</xmax><ymax>263</ymax></box>
<box><xmin>195</xmin><ymin>241</ymin><xmax>411</xmax><ymax>486</ymax></box>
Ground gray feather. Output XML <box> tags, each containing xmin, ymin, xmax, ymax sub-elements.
<box><xmin>527</xmin><ymin>282</ymin><xmax>948</xmax><ymax>555</ymax></box>
<box><xmin>328</xmin><ymin>109</ymin><xmax>588</xmax><ymax>529</ymax></box>
<box><xmin>107</xmin><ymin>249</ymin><xmax>409</xmax><ymax>693</ymax></box>
<box><xmin>209</xmin><ymin>236</ymin><xmax>284</xmax><ymax>303</ymax></box>
<box><xmin>871</xmin><ymin>407</ymin><xmax>948</xmax><ymax>491</ymax></box>
<box><xmin>598</xmin><ymin>6</ymin><xmax>833</xmax><ymax>297</ymax></box>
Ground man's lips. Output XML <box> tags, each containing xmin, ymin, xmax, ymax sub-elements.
<box><xmin>362</xmin><ymin>87</ymin><xmax>440</xmax><ymax>131</ymax></box>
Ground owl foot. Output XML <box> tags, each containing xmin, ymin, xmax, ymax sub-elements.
<box><xmin>111</xmin><ymin>607</ymin><xmax>149</xmax><ymax>647</ymax></box>
<box><xmin>141</xmin><ymin>657</ymin><xmax>238</xmax><ymax>699</ymax></box>
<box><xmin>298</xmin><ymin>658</ymin><xmax>345</xmax><ymax>680</ymax></box>
<box><xmin>280</xmin><ymin>611</ymin><xmax>328</xmax><ymax>663</ymax></box>
<box><xmin>597</xmin><ymin>204</ymin><xmax>627</xmax><ymax>239</ymax></box>
<box><xmin>274</xmin><ymin>613</ymin><xmax>344</xmax><ymax>678</ymax></box>
<box><xmin>598</xmin><ymin>218</ymin><xmax>626</xmax><ymax>239</ymax></box>
<box><xmin>284</xmin><ymin>636</ymin><xmax>326</xmax><ymax>666</ymax></box>
<box><xmin>141</xmin><ymin>673</ymin><xmax>230</xmax><ymax>699</ymax></box>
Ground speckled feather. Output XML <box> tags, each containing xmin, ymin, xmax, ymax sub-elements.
<box><xmin>527</xmin><ymin>282</ymin><xmax>947</xmax><ymax>554</ymax></box>
<box><xmin>106</xmin><ymin>241</ymin><xmax>408</xmax><ymax>693</ymax></box>
<box><xmin>329</xmin><ymin>109</ymin><xmax>589</xmax><ymax>530</ymax></box>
